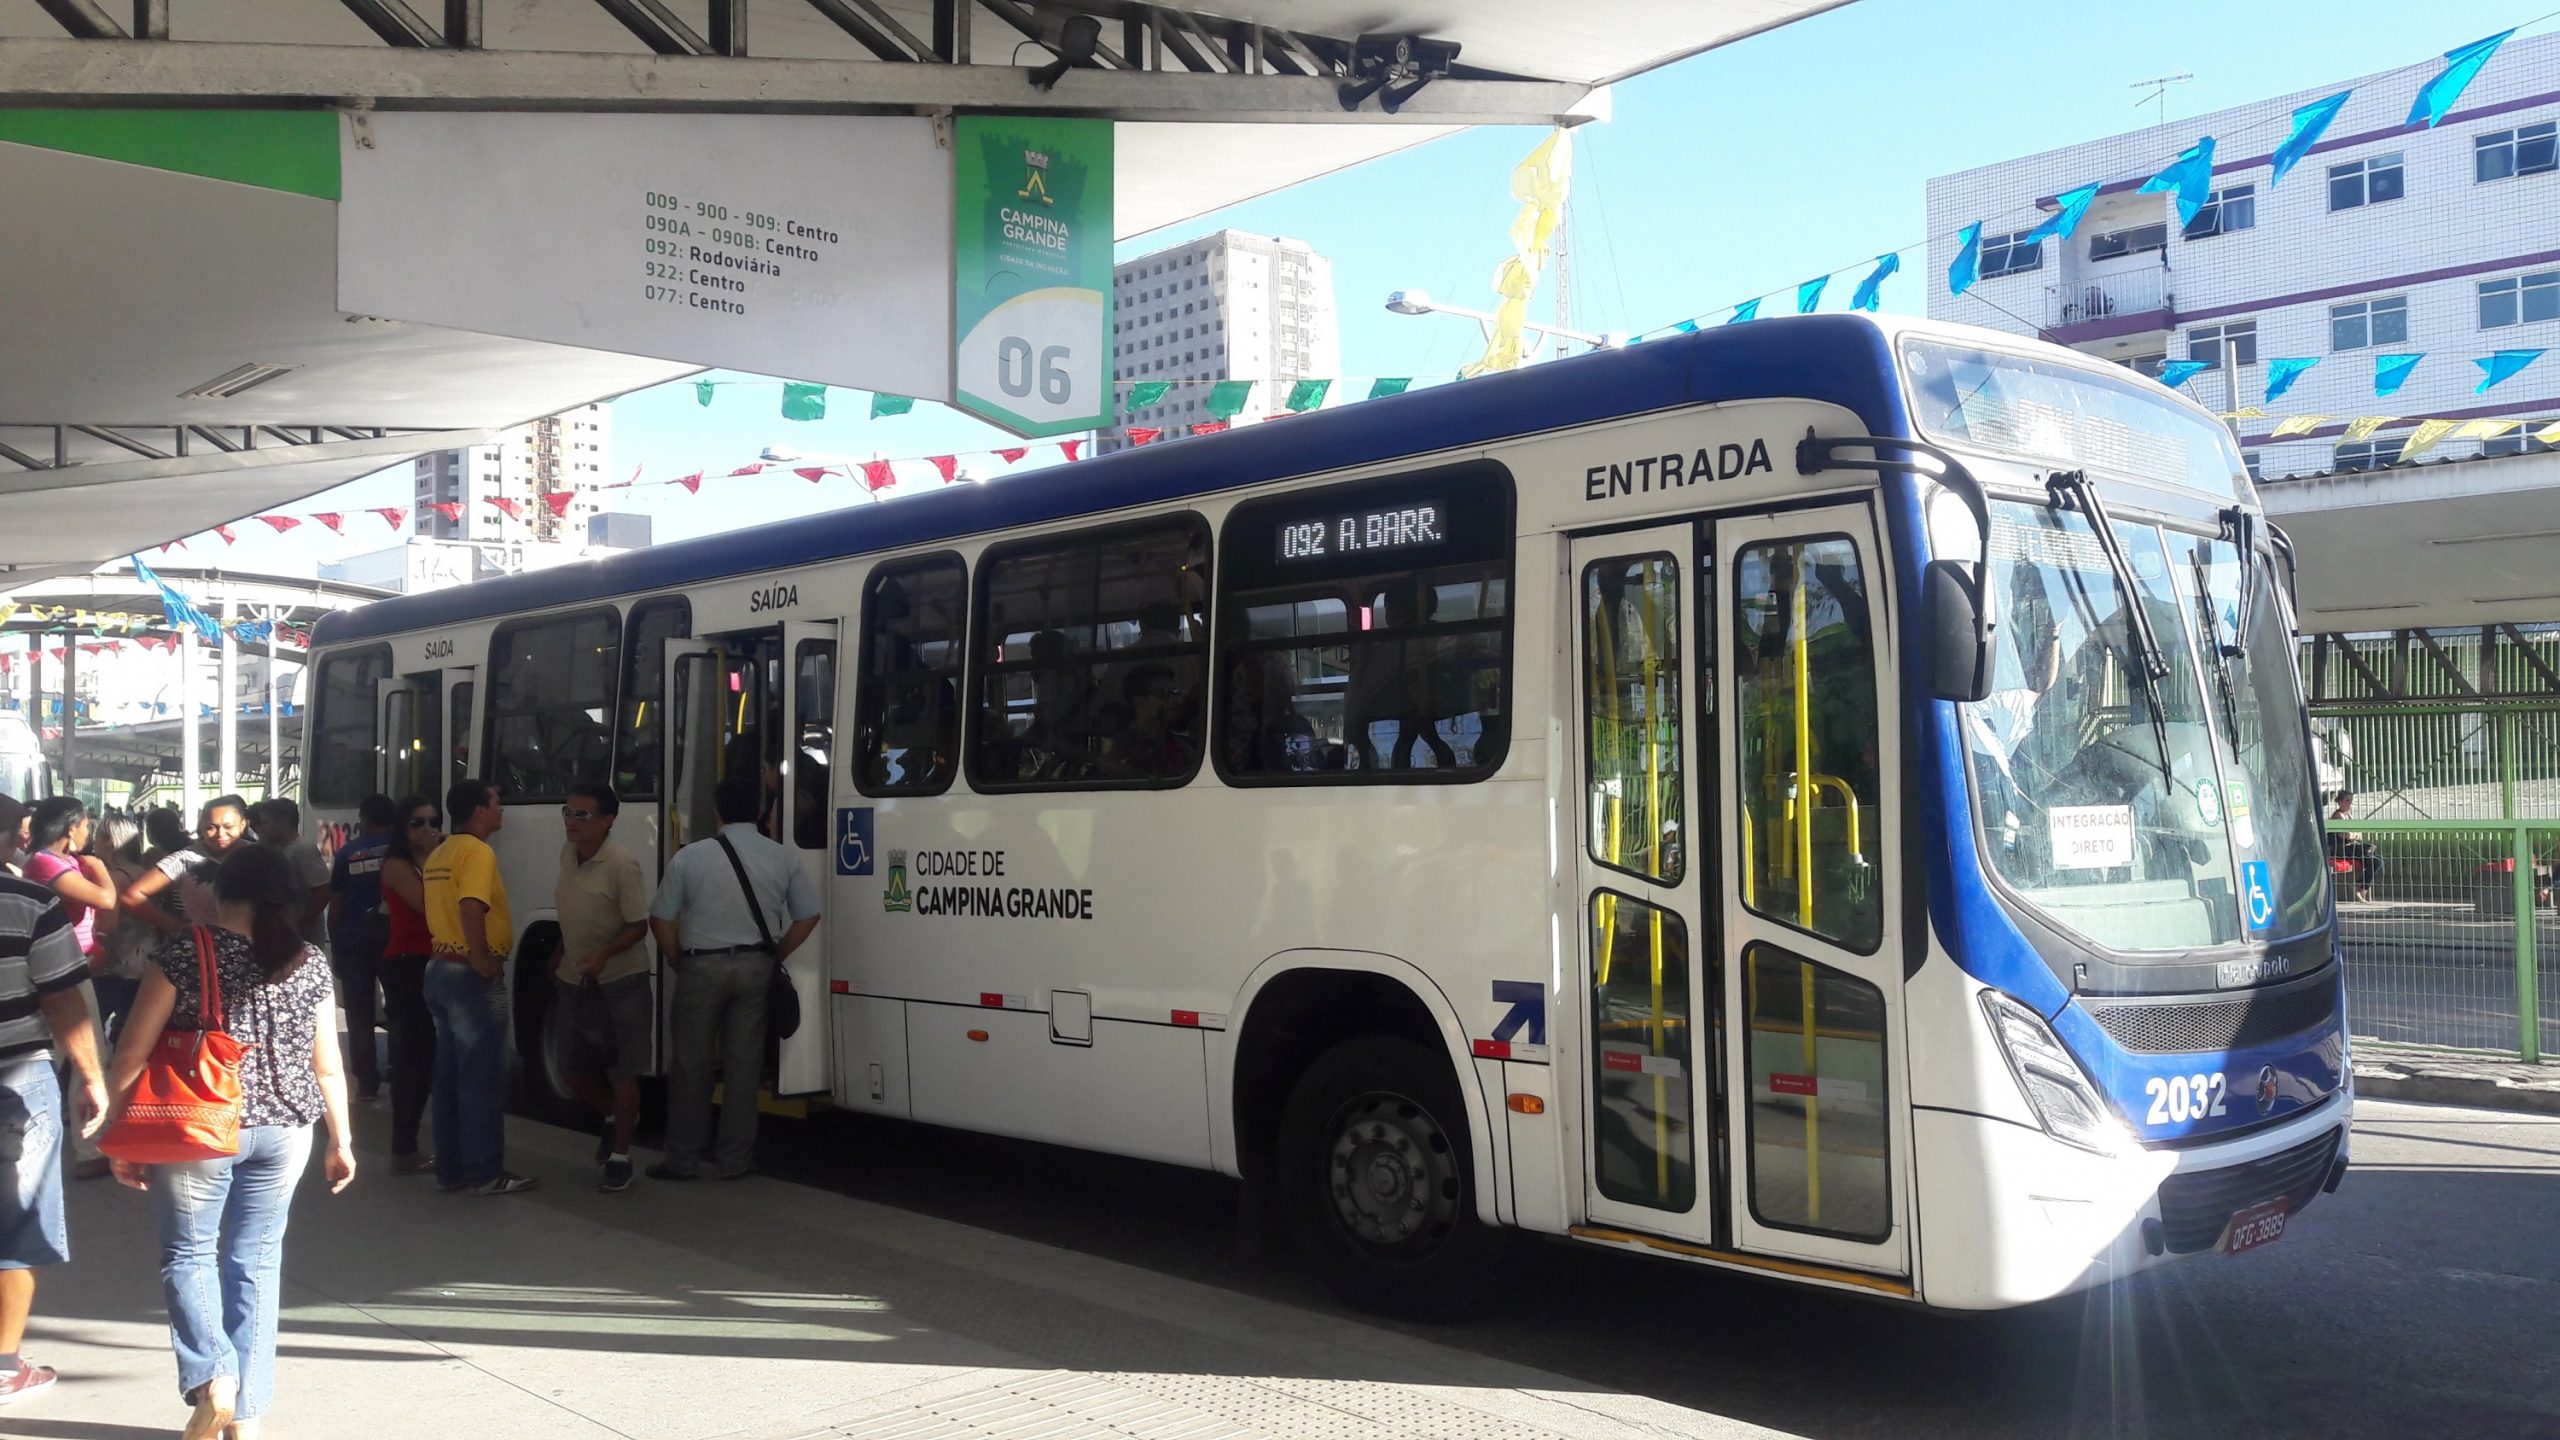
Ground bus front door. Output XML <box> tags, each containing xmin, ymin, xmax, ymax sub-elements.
<box><xmin>775</xmin><ymin>621</ymin><xmax>838</xmax><ymax>1095</ymax></box>
<box><xmin>442</xmin><ymin>666</ymin><xmax>478</xmax><ymax>799</ymax></box>
<box><xmin>1569</xmin><ymin>527</ymin><xmax>1718</xmax><ymax>1246</ymax></box>
<box><xmin>1713</xmin><ymin>502</ymin><xmax>1910</xmax><ymax>1279</ymax></box>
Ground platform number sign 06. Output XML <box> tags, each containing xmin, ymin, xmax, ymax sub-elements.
<box><xmin>951</xmin><ymin>115</ymin><xmax>1113</xmax><ymax>438</ymax></box>
<box><xmin>2145</xmin><ymin>1070</ymin><xmax>2229</xmax><ymax>1125</ymax></box>
<box><xmin>997</xmin><ymin>337</ymin><xmax>1076</xmax><ymax>406</ymax></box>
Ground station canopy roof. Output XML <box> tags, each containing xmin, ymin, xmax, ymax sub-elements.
<box><xmin>0</xmin><ymin>0</ymin><xmax>1850</xmax><ymax>592</ymax></box>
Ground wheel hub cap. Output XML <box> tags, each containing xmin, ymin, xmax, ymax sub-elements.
<box><xmin>1325</xmin><ymin>1091</ymin><xmax>1457</xmax><ymax>1251</ymax></box>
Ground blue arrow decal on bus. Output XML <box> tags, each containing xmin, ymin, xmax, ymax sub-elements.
<box><xmin>1490</xmin><ymin>981</ymin><xmax>1545</xmax><ymax>1045</ymax></box>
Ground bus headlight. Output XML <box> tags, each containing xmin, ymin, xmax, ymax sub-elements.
<box><xmin>1980</xmin><ymin>990</ymin><xmax>2121</xmax><ymax>1155</ymax></box>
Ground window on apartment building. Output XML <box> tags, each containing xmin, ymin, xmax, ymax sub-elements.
<box><xmin>2184</xmin><ymin>185</ymin><xmax>2256</xmax><ymax>240</ymax></box>
<box><xmin>2187</xmin><ymin>320</ymin><xmax>2258</xmax><ymax>369</ymax></box>
<box><xmin>2088</xmin><ymin>222</ymin><xmax>2168</xmax><ymax>262</ymax></box>
<box><xmin>2479</xmin><ymin>270</ymin><xmax>2560</xmax><ymax>328</ymax></box>
<box><xmin>2479</xmin><ymin>123</ymin><xmax>2560</xmax><ymax>180</ymax></box>
<box><xmin>2330</xmin><ymin>296</ymin><xmax>2409</xmax><ymax>351</ymax></box>
<box><xmin>2123</xmin><ymin>353</ymin><xmax>2169</xmax><ymax>377</ymax></box>
<box><xmin>2243</xmin><ymin>451</ymin><xmax>2265</xmax><ymax>483</ymax></box>
<box><xmin>1976</xmin><ymin>228</ymin><xmax>2043</xmax><ymax>278</ymax></box>
<box><xmin>2332</xmin><ymin>440</ymin><xmax>2391</xmax><ymax>472</ymax></box>
<box><xmin>2482</xmin><ymin>420</ymin><xmax>2558</xmax><ymax>458</ymax></box>
<box><xmin>2328</xmin><ymin>153</ymin><xmax>2405</xmax><ymax>211</ymax></box>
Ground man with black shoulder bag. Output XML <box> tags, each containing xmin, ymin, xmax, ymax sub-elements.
<box><xmin>647</xmin><ymin>774</ymin><xmax>820</xmax><ymax>1182</ymax></box>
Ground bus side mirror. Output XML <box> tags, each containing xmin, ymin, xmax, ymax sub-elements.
<box><xmin>1925</xmin><ymin>559</ymin><xmax>1993</xmax><ymax>703</ymax></box>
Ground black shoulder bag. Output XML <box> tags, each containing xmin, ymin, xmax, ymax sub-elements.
<box><xmin>711</xmin><ymin>834</ymin><xmax>802</xmax><ymax>1041</ymax></box>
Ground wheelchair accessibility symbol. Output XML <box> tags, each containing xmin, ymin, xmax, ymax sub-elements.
<box><xmin>836</xmin><ymin>807</ymin><xmax>875</xmax><ymax>876</ymax></box>
<box><xmin>2242</xmin><ymin>859</ymin><xmax>2274</xmax><ymax>932</ymax></box>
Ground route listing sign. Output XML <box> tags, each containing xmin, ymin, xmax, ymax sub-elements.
<box><xmin>950</xmin><ymin>116</ymin><xmax>1113</xmax><ymax>437</ymax></box>
<box><xmin>338</xmin><ymin>113</ymin><xmax>954</xmax><ymax>400</ymax></box>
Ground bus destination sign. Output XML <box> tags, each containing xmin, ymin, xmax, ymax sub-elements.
<box><xmin>1277</xmin><ymin>503</ymin><xmax>1445</xmax><ymax>563</ymax></box>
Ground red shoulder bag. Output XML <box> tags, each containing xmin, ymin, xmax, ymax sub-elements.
<box><xmin>100</xmin><ymin>926</ymin><xmax>245</xmax><ymax>1164</ymax></box>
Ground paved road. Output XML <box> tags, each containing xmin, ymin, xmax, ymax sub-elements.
<box><xmin>758</xmin><ymin>1097</ymin><xmax>2560</xmax><ymax>1440</ymax></box>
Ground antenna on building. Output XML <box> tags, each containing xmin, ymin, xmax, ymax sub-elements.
<box><xmin>2130</xmin><ymin>72</ymin><xmax>2193</xmax><ymax>132</ymax></box>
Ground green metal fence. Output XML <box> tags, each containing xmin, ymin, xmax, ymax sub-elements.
<box><xmin>2312</xmin><ymin>696</ymin><xmax>2560</xmax><ymax>1061</ymax></box>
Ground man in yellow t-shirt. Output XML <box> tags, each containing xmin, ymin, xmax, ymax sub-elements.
<box><xmin>420</xmin><ymin>779</ymin><xmax>534</xmax><ymax>1196</ymax></box>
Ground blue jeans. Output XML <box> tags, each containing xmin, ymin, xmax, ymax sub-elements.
<box><xmin>150</xmin><ymin>1124</ymin><xmax>312</xmax><ymax>1421</ymax></box>
<box><xmin>425</xmin><ymin>959</ymin><xmax>510</xmax><ymax>1189</ymax></box>
<box><xmin>0</xmin><ymin>1054</ymin><xmax>68</xmax><ymax>1270</ymax></box>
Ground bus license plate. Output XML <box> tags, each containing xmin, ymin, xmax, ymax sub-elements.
<box><xmin>2221</xmin><ymin>1200</ymin><xmax>2289</xmax><ymax>1254</ymax></box>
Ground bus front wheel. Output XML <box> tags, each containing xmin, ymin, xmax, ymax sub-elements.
<box><xmin>1274</xmin><ymin>1036</ymin><xmax>1504</xmax><ymax>1321</ymax></box>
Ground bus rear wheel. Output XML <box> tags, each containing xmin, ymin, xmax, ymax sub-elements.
<box><xmin>1274</xmin><ymin>1036</ymin><xmax>1504</xmax><ymax>1321</ymax></box>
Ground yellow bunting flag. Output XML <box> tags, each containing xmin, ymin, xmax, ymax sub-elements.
<box><xmin>2450</xmin><ymin>418</ymin><xmax>2519</xmax><ymax>440</ymax></box>
<box><xmin>2341</xmin><ymin>416</ymin><xmax>2395</xmax><ymax>441</ymax></box>
<box><xmin>2538</xmin><ymin>420</ymin><xmax>2560</xmax><ymax>446</ymax></box>
<box><xmin>0</xmin><ymin>604</ymin><xmax>16</xmax><ymax>627</ymax></box>
<box><xmin>2222</xmin><ymin>406</ymin><xmax>2268</xmax><ymax>421</ymax></box>
<box><xmin>1462</xmin><ymin>128</ymin><xmax>1573</xmax><ymax>379</ymax></box>
<box><xmin>2271</xmin><ymin>415</ymin><xmax>2329</xmax><ymax>438</ymax></box>
<box><xmin>2396</xmin><ymin>418</ymin><xmax>2460</xmax><ymax>463</ymax></box>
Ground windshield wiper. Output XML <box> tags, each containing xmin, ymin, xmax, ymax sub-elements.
<box><xmin>2220</xmin><ymin>506</ymin><xmax>2260</xmax><ymax>662</ymax></box>
<box><xmin>2046</xmin><ymin>470</ymin><xmax>2175</xmax><ymax>782</ymax></box>
<box><xmin>2192</xmin><ymin>548</ymin><xmax>2248</xmax><ymax>765</ymax></box>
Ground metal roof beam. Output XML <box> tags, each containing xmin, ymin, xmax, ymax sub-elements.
<box><xmin>0</xmin><ymin>437</ymin><xmax>51</xmax><ymax>472</ymax></box>
<box><xmin>33</xmin><ymin>1</ymin><xmax>123</xmax><ymax>40</ymax></box>
<box><xmin>801</xmin><ymin>0</ymin><xmax>929</xmax><ymax>62</ymax></box>
<box><xmin>589</xmin><ymin>0</ymin><xmax>711</xmax><ymax>56</ymax></box>
<box><xmin>0</xmin><ymin>38</ymin><xmax>1592</xmax><ymax>125</ymax></box>
<box><xmin>337</xmin><ymin>0</ymin><xmax>444</xmax><ymax>47</ymax></box>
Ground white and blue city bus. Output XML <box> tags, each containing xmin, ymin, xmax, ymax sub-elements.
<box><xmin>302</xmin><ymin>313</ymin><xmax>2348</xmax><ymax>1315</ymax></box>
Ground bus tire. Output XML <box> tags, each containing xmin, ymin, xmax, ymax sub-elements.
<box><xmin>1274</xmin><ymin>1035</ymin><xmax>1505</xmax><ymax>1321</ymax></box>
<box><xmin>508</xmin><ymin>930</ymin><xmax>582</xmax><ymax>1124</ymax></box>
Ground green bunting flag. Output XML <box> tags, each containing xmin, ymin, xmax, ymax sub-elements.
<box><xmin>1206</xmin><ymin>380</ymin><xmax>1254</xmax><ymax>419</ymax></box>
<box><xmin>870</xmin><ymin>393</ymin><xmax>915</xmax><ymax>419</ymax></box>
<box><xmin>1285</xmin><ymin>379</ymin><xmax>1331</xmax><ymax>413</ymax></box>
<box><xmin>1127</xmin><ymin>380</ymin><xmax>1172</xmax><ymax>409</ymax></box>
<box><xmin>1366</xmin><ymin>378</ymin><xmax>1413</xmax><ymax>399</ymax></box>
<box><xmin>780</xmin><ymin>382</ymin><xmax>827</xmax><ymax>422</ymax></box>
<box><xmin>694</xmin><ymin>380</ymin><xmax>716</xmax><ymax>407</ymax></box>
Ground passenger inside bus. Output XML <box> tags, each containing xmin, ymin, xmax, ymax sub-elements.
<box><xmin>1345</xmin><ymin>585</ymin><xmax>1457</xmax><ymax>771</ymax></box>
<box><xmin>1097</xmin><ymin>663</ymin><xmax>1200</xmax><ymax>780</ymax></box>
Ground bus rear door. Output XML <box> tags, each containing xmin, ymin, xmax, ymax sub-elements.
<box><xmin>775</xmin><ymin>620</ymin><xmax>837</xmax><ymax>1095</ymax></box>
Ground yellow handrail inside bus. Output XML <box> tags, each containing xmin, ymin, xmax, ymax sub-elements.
<box><xmin>1638</xmin><ymin>568</ymin><xmax>1670</xmax><ymax>1202</ymax></box>
<box><xmin>1789</xmin><ymin>547</ymin><xmax>1821</xmax><ymax>1225</ymax></box>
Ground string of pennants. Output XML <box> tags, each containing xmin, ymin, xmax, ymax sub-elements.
<box><xmin>1626</xmin><ymin>27</ymin><xmax>2526</xmax><ymax>344</ymax></box>
<box><xmin>2211</xmin><ymin>403</ymin><xmax>2560</xmax><ymax>463</ymax></box>
<box><xmin>156</xmin><ymin>376</ymin><xmax>1422</xmax><ymax>555</ymax></box>
<box><xmin>685</xmin><ymin>374</ymin><xmax>1415</xmax><ymax>423</ymax></box>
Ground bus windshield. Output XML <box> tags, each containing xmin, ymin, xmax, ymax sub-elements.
<box><xmin>1962</xmin><ymin>501</ymin><xmax>2325</xmax><ymax>955</ymax></box>
<box><xmin>1901</xmin><ymin>338</ymin><xmax>2246</xmax><ymax>501</ymax></box>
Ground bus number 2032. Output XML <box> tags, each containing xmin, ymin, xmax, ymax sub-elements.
<box><xmin>2146</xmin><ymin>1072</ymin><xmax>2228</xmax><ymax>1124</ymax></box>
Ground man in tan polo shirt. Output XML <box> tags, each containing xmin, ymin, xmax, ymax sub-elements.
<box><xmin>552</xmin><ymin>782</ymin><xmax>652</xmax><ymax>1192</ymax></box>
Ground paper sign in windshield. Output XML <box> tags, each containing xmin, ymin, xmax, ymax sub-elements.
<box><xmin>2050</xmin><ymin>805</ymin><xmax>2136</xmax><ymax>870</ymax></box>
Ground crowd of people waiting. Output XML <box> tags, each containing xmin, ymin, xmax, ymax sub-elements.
<box><xmin>0</xmin><ymin>767</ymin><xmax>821</xmax><ymax>1436</ymax></box>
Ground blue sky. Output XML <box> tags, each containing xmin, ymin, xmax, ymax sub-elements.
<box><xmin>204</xmin><ymin>0</ymin><xmax>2545</xmax><ymax>574</ymax></box>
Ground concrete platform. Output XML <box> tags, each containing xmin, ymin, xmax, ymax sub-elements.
<box><xmin>2353</xmin><ymin>1042</ymin><xmax>2560</xmax><ymax>1116</ymax></box>
<box><xmin>14</xmin><ymin>1113</ymin><xmax>1778</xmax><ymax>1440</ymax></box>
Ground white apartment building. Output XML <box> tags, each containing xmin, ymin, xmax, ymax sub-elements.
<box><xmin>1926</xmin><ymin>31</ymin><xmax>2560</xmax><ymax>481</ymax></box>
<box><xmin>412</xmin><ymin>402</ymin><xmax>613</xmax><ymax>542</ymax></box>
<box><xmin>1103</xmin><ymin>231</ymin><xmax>1341</xmax><ymax>452</ymax></box>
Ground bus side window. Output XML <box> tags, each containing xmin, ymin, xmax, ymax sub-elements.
<box><xmin>614</xmin><ymin>596</ymin><xmax>691</xmax><ymax>800</ymax></box>
<box><xmin>968</xmin><ymin>518</ymin><xmax>1209</xmax><ymax>791</ymax></box>
<box><xmin>792</xmin><ymin>639</ymin><xmax>836</xmax><ymax>848</ymax></box>
<box><xmin>483</xmin><ymin>607</ymin><xmax>622</xmax><ymax>803</ymax></box>
<box><xmin>855</xmin><ymin>557</ymin><xmax>965</xmax><ymax>796</ymax></box>
<box><xmin>308</xmin><ymin>644</ymin><xmax>392</xmax><ymax>806</ymax></box>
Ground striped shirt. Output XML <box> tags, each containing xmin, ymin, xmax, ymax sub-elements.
<box><xmin>0</xmin><ymin>873</ymin><xmax>86</xmax><ymax>1061</ymax></box>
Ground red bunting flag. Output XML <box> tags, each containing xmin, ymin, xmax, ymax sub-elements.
<box><xmin>425</xmin><ymin>502</ymin><xmax>463</xmax><ymax>522</ymax></box>
<box><xmin>47</xmin><ymin>648</ymin><xmax>64</xmax><ymax>661</ymax></box>
<box><xmin>81</xmin><ymin>643</ymin><xmax>110</xmax><ymax>656</ymax></box>
<box><xmin>158</xmin><ymin>540</ymin><xmax>185</xmax><ymax>553</ymax></box>
<box><xmin>929</xmin><ymin>455</ymin><xmax>959</xmax><ymax>483</ymax></box>
<box><xmin>256</xmin><ymin>515</ymin><xmax>301</xmax><ymax>533</ymax></box>
<box><xmin>670</xmin><ymin>473</ymin><xmax>703</xmax><ymax>494</ymax></box>
<box><xmin>542</xmin><ymin>491</ymin><xmax>576</xmax><ymax>518</ymax></box>
<box><xmin>1188</xmin><ymin>421</ymin><xmax>1230</xmax><ymax>436</ymax></box>
<box><xmin>795</xmin><ymin>467</ymin><xmax>831</xmax><ymax>482</ymax></box>
<box><xmin>213</xmin><ymin>524</ymin><xmax>237</xmax><ymax>545</ymax></box>
<box><xmin>372</xmin><ymin>507</ymin><xmax>408</xmax><ymax>530</ymax></box>
<box><xmin>1126</xmin><ymin>427</ymin><xmax>1161</xmax><ymax>446</ymax></box>
<box><xmin>1060</xmin><ymin>440</ymin><xmax>1083</xmax><ymax>462</ymax></box>
<box><xmin>310</xmin><ymin>512</ymin><xmax>345</xmax><ymax>535</ymax></box>
<box><xmin>860</xmin><ymin>459</ymin><xmax>898</xmax><ymax>491</ymax></box>
<box><xmin>996</xmin><ymin>447</ymin><xmax>1028</xmax><ymax>464</ymax></box>
<box><xmin>484</xmin><ymin>496</ymin><xmax>523</xmax><ymax>520</ymax></box>
<box><xmin>727</xmin><ymin>463</ymin><xmax>765</xmax><ymax>477</ymax></box>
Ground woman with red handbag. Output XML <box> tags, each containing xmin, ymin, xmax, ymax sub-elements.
<box><xmin>103</xmin><ymin>844</ymin><xmax>355</xmax><ymax>1440</ymax></box>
